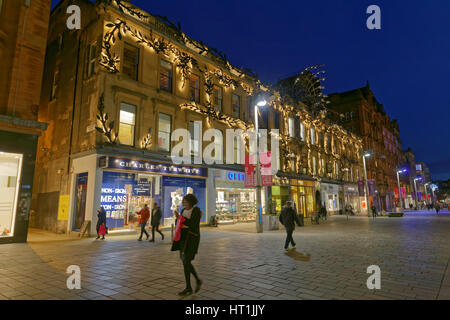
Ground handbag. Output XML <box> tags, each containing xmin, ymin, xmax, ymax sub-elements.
<box><xmin>99</xmin><ymin>224</ymin><xmax>106</xmax><ymax>236</ymax></box>
<box><xmin>173</xmin><ymin>215</ymin><xmax>186</xmax><ymax>242</ymax></box>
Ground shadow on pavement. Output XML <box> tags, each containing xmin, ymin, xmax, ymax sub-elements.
<box><xmin>284</xmin><ymin>249</ymin><xmax>311</xmax><ymax>262</ymax></box>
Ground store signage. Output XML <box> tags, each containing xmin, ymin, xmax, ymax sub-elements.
<box><xmin>227</xmin><ymin>172</ymin><xmax>245</xmax><ymax>182</ymax></box>
<box><xmin>133</xmin><ymin>179</ymin><xmax>151</xmax><ymax>196</ymax></box>
<box><xmin>99</xmin><ymin>156</ymin><xmax>207</xmax><ymax>178</ymax></box>
<box><xmin>245</xmin><ymin>154</ymin><xmax>255</xmax><ymax>188</ymax></box>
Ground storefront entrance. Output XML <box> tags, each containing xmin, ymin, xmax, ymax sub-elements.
<box><xmin>290</xmin><ymin>180</ymin><xmax>315</xmax><ymax>218</ymax></box>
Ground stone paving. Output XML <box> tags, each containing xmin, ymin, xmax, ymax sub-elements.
<box><xmin>0</xmin><ymin>210</ymin><xmax>450</xmax><ymax>300</ymax></box>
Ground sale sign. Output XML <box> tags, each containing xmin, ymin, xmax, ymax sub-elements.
<box><xmin>245</xmin><ymin>154</ymin><xmax>255</xmax><ymax>188</ymax></box>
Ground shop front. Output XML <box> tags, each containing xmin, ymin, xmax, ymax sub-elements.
<box><xmin>321</xmin><ymin>183</ymin><xmax>341</xmax><ymax>215</ymax></box>
<box><xmin>290</xmin><ymin>179</ymin><xmax>316</xmax><ymax>218</ymax></box>
<box><xmin>214</xmin><ymin>170</ymin><xmax>256</xmax><ymax>224</ymax></box>
<box><xmin>343</xmin><ymin>184</ymin><xmax>361</xmax><ymax>215</ymax></box>
<box><xmin>69</xmin><ymin>154</ymin><xmax>208</xmax><ymax>235</ymax></box>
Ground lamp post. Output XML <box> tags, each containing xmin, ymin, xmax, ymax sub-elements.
<box><xmin>254</xmin><ymin>99</ymin><xmax>267</xmax><ymax>234</ymax></box>
<box><xmin>396</xmin><ymin>169</ymin><xmax>407</xmax><ymax>210</ymax></box>
<box><xmin>362</xmin><ymin>152</ymin><xmax>371</xmax><ymax>216</ymax></box>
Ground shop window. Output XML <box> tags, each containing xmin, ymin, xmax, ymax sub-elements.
<box><xmin>86</xmin><ymin>43</ymin><xmax>97</xmax><ymax>78</ymax></box>
<box><xmin>189</xmin><ymin>74</ymin><xmax>200</xmax><ymax>103</ymax></box>
<box><xmin>189</xmin><ymin>121</ymin><xmax>201</xmax><ymax>155</ymax></box>
<box><xmin>213</xmin><ymin>86</ymin><xmax>222</xmax><ymax>112</ymax></box>
<box><xmin>123</xmin><ymin>43</ymin><xmax>139</xmax><ymax>80</ymax></box>
<box><xmin>0</xmin><ymin>152</ymin><xmax>22</xmax><ymax>238</ymax></box>
<box><xmin>216</xmin><ymin>187</ymin><xmax>256</xmax><ymax>223</ymax></box>
<box><xmin>310</xmin><ymin>127</ymin><xmax>316</xmax><ymax>145</ymax></box>
<box><xmin>118</xmin><ymin>103</ymin><xmax>136</xmax><ymax>146</ymax></box>
<box><xmin>158</xmin><ymin>113</ymin><xmax>171</xmax><ymax>152</ymax></box>
<box><xmin>288</xmin><ymin>118</ymin><xmax>295</xmax><ymax>137</ymax></box>
<box><xmin>160</xmin><ymin>60</ymin><xmax>173</xmax><ymax>92</ymax></box>
<box><xmin>232</xmin><ymin>94</ymin><xmax>240</xmax><ymax>118</ymax></box>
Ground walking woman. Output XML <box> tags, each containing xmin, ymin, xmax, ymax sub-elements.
<box><xmin>171</xmin><ymin>194</ymin><xmax>202</xmax><ymax>296</ymax></box>
<box><xmin>137</xmin><ymin>204</ymin><xmax>150</xmax><ymax>241</ymax></box>
<box><xmin>150</xmin><ymin>202</ymin><xmax>164</xmax><ymax>242</ymax></box>
<box><xmin>96</xmin><ymin>206</ymin><xmax>107</xmax><ymax>240</ymax></box>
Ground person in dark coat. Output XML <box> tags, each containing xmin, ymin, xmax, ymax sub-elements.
<box><xmin>435</xmin><ymin>203</ymin><xmax>441</xmax><ymax>215</ymax></box>
<box><xmin>150</xmin><ymin>202</ymin><xmax>164</xmax><ymax>242</ymax></box>
<box><xmin>171</xmin><ymin>194</ymin><xmax>202</xmax><ymax>296</ymax></box>
<box><xmin>279</xmin><ymin>201</ymin><xmax>301</xmax><ymax>251</ymax></box>
<box><xmin>96</xmin><ymin>207</ymin><xmax>107</xmax><ymax>240</ymax></box>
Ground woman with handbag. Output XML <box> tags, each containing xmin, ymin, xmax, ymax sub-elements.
<box><xmin>96</xmin><ymin>207</ymin><xmax>107</xmax><ymax>240</ymax></box>
<box><xmin>171</xmin><ymin>194</ymin><xmax>203</xmax><ymax>296</ymax></box>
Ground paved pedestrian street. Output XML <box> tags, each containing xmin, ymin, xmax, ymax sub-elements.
<box><xmin>1</xmin><ymin>210</ymin><xmax>450</xmax><ymax>300</ymax></box>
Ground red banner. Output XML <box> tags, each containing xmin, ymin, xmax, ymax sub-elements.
<box><xmin>401</xmin><ymin>187</ymin><xmax>406</xmax><ymax>199</ymax></box>
<box><xmin>394</xmin><ymin>188</ymin><xmax>399</xmax><ymax>199</ymax></box>
<box><xmin>245</xmin><ymin>154</ymin><xmax>255</xmax><ymax>188</ymax></box>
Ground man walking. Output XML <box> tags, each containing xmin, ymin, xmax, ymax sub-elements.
<box><xmin>150</xmin><ymin>202</ymin><xmax>164</xmax><ymax>242</ymax></box>
<box><xmin>279</xmin><ymin>201</ymin><xmax>301</xmax><ymax>251</ymax></box>
<box><xmin>137</xmin><ymin>204</ymin><xmax>150</xmax><ymax>241</ymax></box>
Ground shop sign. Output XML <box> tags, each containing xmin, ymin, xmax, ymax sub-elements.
<box><xmin>133</xmin><ymin>180</ymin><xmax>151</xmax><ymax>196</ymax></box>
<box><xmin>100</xmin><ymin>156</ymin><xmax>207</xmax><ymax>178</ymax></box>
<box><xmin>227</xmin><ymin>172</ymin><xmax>245</xmax><ymax>182</ymax></box>
<box><xmin>245</xmin><ymin>154</ymin><xmax>255</xmax><ymax>188</ymax></box>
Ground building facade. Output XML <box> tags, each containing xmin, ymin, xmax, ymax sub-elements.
<box><xmin>328</xmin><ymin>82</ymin><xmax>404</xmax><ymax>212</ymax></box>
<box><xmin>33</xmin><ymin>0</ymin><xmax>363</xmax><ymax>236</ymax></box>
<box><xmin>0</xmin><ymin>0</ymin><xmax>50</xmax><ymax>243</ymax></box>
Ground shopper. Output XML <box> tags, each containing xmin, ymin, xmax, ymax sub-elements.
<box><xmin>435</xmin><ymin>202</ymin><xmax>441</xmax><ymax>215</ymax></box>
<box><xmin>371</xmin><ymin>203</ymin><xmax>378</xmax><ymax>217</ymax></box>
<box><xmin>137</xmin><ymin>204</ymin><xmax>150</xmax><ymax>241</ymax></box>
<box><xmin>96</xmin><ymin>206</ymin><xmax>107</xmax><ymax>240</ymax></box>
<box><xmin>279</xmin><ymin>201</ymin><xmax>301</xmax><ymax>252</ymax></box>
<box><xmin>171</xmin><ymin>194</ymin><xmax>202</xmax><ymax>296</ymax></box>
<box><xmin>150</xmin><ymin>202</ymin><xmax>164</xmax><ymax>242</ymax></box>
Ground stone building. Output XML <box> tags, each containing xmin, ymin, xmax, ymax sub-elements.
<box><xmin>33</xmin><ymin>0</ymin><xmax>363</xmax><ymax>235</ymax></box>
<box><xmin>0</xmin><ymin>0</ymin><xmax>50</xmax><ymax>243</ymax></box>
<box><xmin>328</xmin><ymin>82</ymin><xmax>403</xmax><ymax>212</ymax></box>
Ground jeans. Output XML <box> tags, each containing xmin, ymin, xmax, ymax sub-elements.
<box><xmin>284</xmin><ymin>228</ymin><xmax>295</xmax><ymax>249</ymax></box>
<box><xmin>139</xmin><ymin>223</ymin><xmax>149</xmax><ymax>239</ymax></box>
<box><xmin>151</xmin><ymin>224</ymin><xmax>164</xmax><ymax>240</ymax></box>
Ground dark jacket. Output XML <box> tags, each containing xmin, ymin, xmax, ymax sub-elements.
<box><xmin>171</xmin><ymin>207</ymin><xmax>202</xmax><ymax>261</ymax></box>
<box><xmin>279</xmin><ymin>207</ymin><xmax>301</xmax><ymax>230</ymax></box>
<box><xmin>97</xmin><ymin>208</ymin><xmax>107</xmax><ymax>227</ymax></box>
<box><xmin>151</xmin><ymin>207</ymin><xmax>162</xmax><ymax>227</ymax></box>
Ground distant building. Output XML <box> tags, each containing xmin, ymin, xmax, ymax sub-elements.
<box><xmin>0</xmin><ymin>0</ymin><xmax>50</xmax><ymax>244</ymax></box>
<box><xmin>328</xmin><ymin>82</ymin><xmax>404</xmax><ymax>212</ymax></box>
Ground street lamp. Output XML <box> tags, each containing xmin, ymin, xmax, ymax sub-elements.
<box><xmin>413</xmin><ymin>177</ymin><xmax>422</xmax><ymax>210</ymax></box>
<box><xmin>362</xmin><ymin>152</ymin><xmax>371</xmax><ymax>216</ymax></box>
<box><xmin>396</xmin><ymin>169</ymin><xmax>407</xmax><ymax>210</ymax></box>
<box><xmin>254</xmin><ymin>99</ymin><xmax>267</xmax><ymax>233</ymax></box>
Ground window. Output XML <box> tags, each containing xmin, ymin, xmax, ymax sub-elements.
<box><xmin>122</xmin><ymin>43</ymin><xmax>139</xmax><ymax>80</ymax></box>
<box><xmin>310</xmin><ymin>127</ymin><xmax>315</xmax><ymax>145</ymax></box>
<box><xmin>51</xmin><ymin>68</ymin><xmax>59</xmax><ymax>100</ymax></box>
<box><xmin>118</xmin><ymin>103</ymin><xmax>136</xmax><ymax>146</ymax></box>
<box><xmin>288</xmin><ymin>118</ymin><xmax>295</xmax><ymax>137</ymax></box>
<box><xmin>213</xmin><ymin>86</ymin><xmax>222</xmax><ymax>112</ymax></box>
<box><xmin>335</xmin><ymin>162</ymin><xmax>339</xmax><ymax>179</ymax></box>
<box><xmin>300</xmin><ymin>122</ymin><xmax>305</xmax><ymax>141</ymax></box>
<box><xmin>86</xmin><ymin>43</ymin><xmax>96</xmax><ymax>78</ymax></box>
<box><xmin>321</xmin><ymin>158</ymin><xmax>325</xmax><ymax>176</ymax></box>
<box><xmin>319</xmin><ymin>132</ymin><xmax>324</xmax><ymax>147</ymax></box>
<box><xmin>232</xmin><ymin>94</ymin><xmax>240</xmax><ymax>118</ymax></box>
<box><xmin>312</xmin><ymin>157</ymin><xmax>317</xmax><ymax>175</ymax></box>
<box><xmin>158</xmin><ymin>113</ymin><xmax>171</xmax><ymax>152</ymax></box>
<box><xmin>0</xmin><ymin>152</ymin><xmax>22</xmax><ymax>238</ymax></box>
<box><xmin>189</xmin><ymin>121</ymin><xmax>201</xmax><ymax>155</ymax></box>
<box><xmin>274</xmin><ymin>110</ymin><xmax>280</xmax><ymax>129</ymax></box>
<box><xmin>333</xmin><ymin>140</ymin><xmax>337</xmax><ymax>154</ymax></box>
<box><xmin>189</xmin><ymin>74</ymin><xmax>200</xmax><ymax>103</ymax></box>
<box><xmin>160</xmin><ymin>60</ymin><xmax>173</xmax><ymax>92</ymax></box>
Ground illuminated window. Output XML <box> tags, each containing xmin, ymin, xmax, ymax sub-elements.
<box><xmin>158</xmin><ymin>113</ymin><xmax>171</xmax><ymax>152</ymax></box>
<box><xmin>189</xmin><ymin>74</ymin><xmax>200</xmax><ymax>103</ymax></box>
<box><xmin>232</xmin><ymin>94</ymin><xmax>240</xmax><ymax>118</ymax></box>
<box><xmin>0</xmin><ymin>152</ymin><xmax>23</xmax><ymax>238</ymax></box>
<box><xmin>86</xmin><ymin>43</ymin><xmax>97</xmax><ymax>78</ymax></box>
<box><xmin>312</xmin><ymin>157</ymin><xmax>317</xmax><ymax>175</ymax></box>
<box><xmin>160</xmin><ymin>60</ymin><xmax>173</xmax><ymax>92</ymax></box>
<box><xmin>213</xmin><ymin>86</ymin><xmax>222</xmax><ymax>112</ymax></box>
<box><xmin>118</xmin><ymin>103</ymin><xmax>136</xmax><ymax>146</ymax></box>
<box><xmin>310</xmin><ymin>127</ymin><xmax>315</xmax><ymax>145</ymax></box>
<box><xmin>300</xmin><ymin>122</ymin><xmax>305</xmax><ymax>141</ymax></box>
<box><xmin>321</xmin><ymin>158</ymin><xmax>325</xmax><ymax>175</ymax></box>
<box><xmin>122</xmin><ymin>43</ymin><xmax>139</xmax><ymax>80</ymax></box>
<box><xmin>288</xmin><ymin>118</ymin><xmax>295</xmax><ymax>137</ymax></box>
